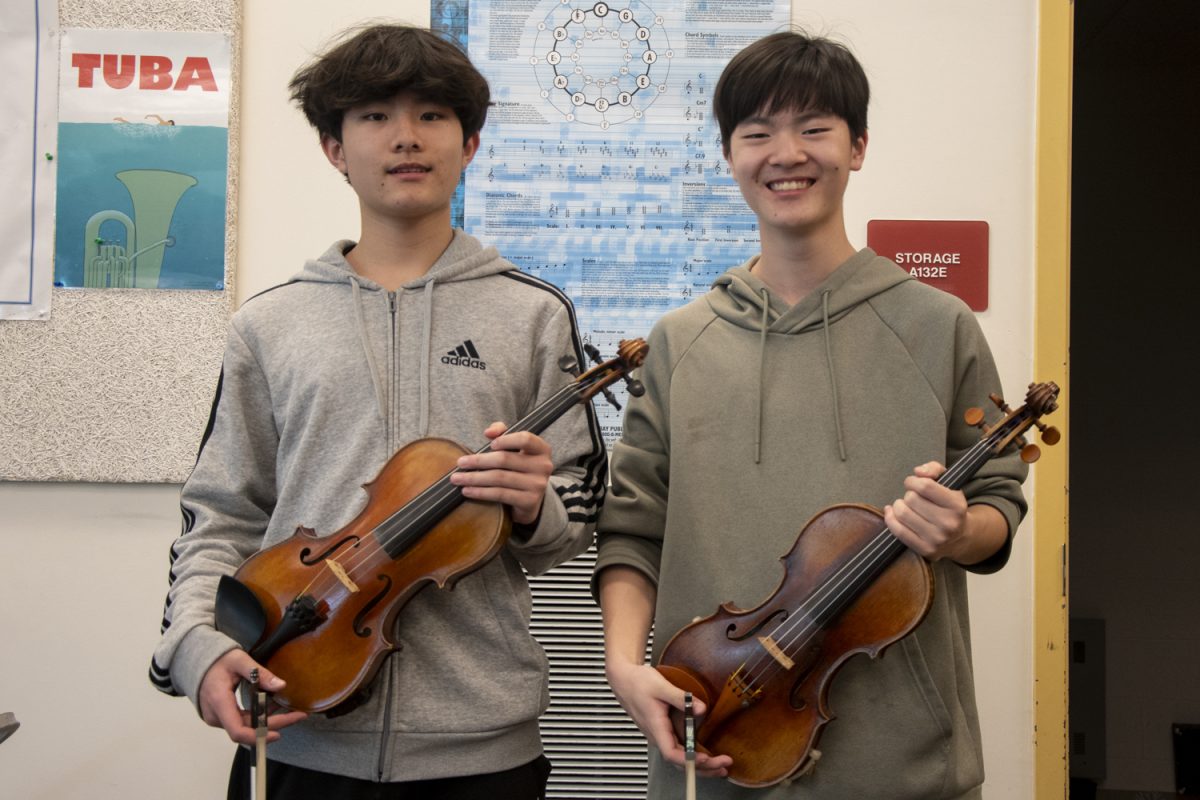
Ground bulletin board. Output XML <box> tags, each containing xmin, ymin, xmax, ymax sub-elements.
<box><xmin>0</xmin><ymin>0</ymin><xmax>240</xmax><ymax>482</ymax></box>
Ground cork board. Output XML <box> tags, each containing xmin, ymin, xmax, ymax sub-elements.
<box><xmin>0</xmin><ymin>0</ymin><xmax>240</xmax><ymax>482</ymax></box>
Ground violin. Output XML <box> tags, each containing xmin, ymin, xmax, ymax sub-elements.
<box><xmin>214</xmin><ymin>338</ymin><xmax>648</xmax><ymax>715</ymax></box>
<box><xmin>655</xmin><ymin>381</ymin><xmax>1061</xmax><ymax>787</ymax></box>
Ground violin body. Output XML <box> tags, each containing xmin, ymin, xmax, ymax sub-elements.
<box><xmin>215</xmin><ymin>338</ymin><xmax>648</xmax><ymax>716</ymax></box>
<box><xmin>227</xmin><ymin>437</ymin><xmax>507</xmax><ymax>714</ymax></box>
<box><xmin>657</xmin><ymin>503</ymin><xmax>932</xmax><ymax>787</ymax></box>
<box><xmin>655</xmin><ymin>381</ymin><xmax>1060</xmax><ymax>787</ymax></box>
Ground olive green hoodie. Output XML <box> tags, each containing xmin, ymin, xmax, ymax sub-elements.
<box><xmin>596</xmin><ymin>248</ymin><xmax>1027</xmax><ymax>799</ymax></box>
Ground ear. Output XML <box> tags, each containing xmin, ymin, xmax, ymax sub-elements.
<box><xmin>321</xmin><ymin>133</ymin><xmax>347</xmax><ymax>175</ymax></box>
<box><xmin>461</xmin><ymin>131</ymin><xmax>481</xmax><ymax>169</ymax></box>
<box><xmin>850</xmin><ymin>130</ymin><xmax>868</xmax><ymax>171</ymax></box>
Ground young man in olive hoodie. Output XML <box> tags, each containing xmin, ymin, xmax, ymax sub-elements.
<box><xmin>150</xmin><ymin>24</ymin><xmax>605</xmax><ymax>799</ymax></box>
<box><xmin>594</xmin><ymin>31</ymin><xmax>1027</xmax><ymax>799</ymax></box>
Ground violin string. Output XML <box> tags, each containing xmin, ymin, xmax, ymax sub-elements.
<box><xmin>739</xmin><ymin>525</ymin><xmax>899</xmax><ymax>690</ymax></box>
<box><xmin>744</xmin><ymin>434</ymin><xmax>997</xmax><ymax>686</ymax></box>
<box><xmin>302</xmin><ymin>380</ymin><xmax>589</xmax><ymax>602</ymax></box>
<box><xmin>310</xmin><ymin>382</ymin><xmax>582</xmax><ymax>600</ymax></box>
<box><xmin>749</xmin><ymin>433</ymin><xmax>1001</xmax><ymax>688</ymax></box>
<box><xmin>362</xmin><ymin>382</ymin><xmax>585</xmax><ymax>555</ymax></box>
<box><xmin>737</xmin><ymin>430</ymin><xmax>1003</xmax><ymax>691</ymax></box>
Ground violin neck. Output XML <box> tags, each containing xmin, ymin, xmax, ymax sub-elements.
<box><xmin>375</xmin><ymin>382</ymin><xmax>586</xmax><ymax>560</ymax></box>
<box><xmin>935</xmin><ymin>435</ymin><xmax>997</xmax><ymax>492</ymax></box>
<box><xmin>811</xmin><ymin>436</ymin><xmax>1002</xmax><ymax>628</ymax></box>
<box><xmin>472</xmin><ymin>382</ymin><xmax>584</xmax><ymax>454</ymax></box>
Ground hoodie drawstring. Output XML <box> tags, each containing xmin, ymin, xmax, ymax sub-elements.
<box><xmin>755</xmin><ymin>289</ymin><xmax>769</xmax><ymax>464</ymax></box>
<box><xmin>418</xmin><ymin>280</ymin><xmax>436</xmax><ymax>437</ymax></box>
<box><xmin>821</xmin><ymin>289</ymin><xmax>847</xmax><ymax>462</ymax></box>
<box><xmin>350</xmin><ymin>276</ymin><xmax>389</xmax><ymax>427</ymax></box>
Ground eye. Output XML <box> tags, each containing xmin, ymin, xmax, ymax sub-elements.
<box><xmin>420</xmin><ymin>109</ymin><xmax>448</xmax><ymax>121</ymax></box>
<box><xmin>803</xmin><ymin>127</ymin><xmax>831</xmax><ymax>136</ymax></box>
<box><xmin>361</xmin><ymin>111</ymin><xmax>386</xmax><ymax>122</ymax></box>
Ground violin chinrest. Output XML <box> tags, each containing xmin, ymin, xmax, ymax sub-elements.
<box><xmin>215</xmin><ymin>574</ymin><xmax>267</xmax><ymax>651</ymax></box>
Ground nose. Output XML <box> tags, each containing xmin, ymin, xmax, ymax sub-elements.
<box><xmin>389</xmin><ymin>116</ymin><xmax>422</xmax><ymax>152</ymax></box>
<box><xmin>768</xmin><ymin>130</ymin><xmax>808</xmax><ymax>166</ymax></box>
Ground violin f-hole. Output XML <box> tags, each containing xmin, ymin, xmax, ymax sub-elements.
<box><xmin>352</xmin><ymin>574</ymin><xmax>393</xmax><ymax>638</ymax></box>
<box><xmin>724</xmin><ymin>608</ymin><xmax>788</xmax><ymax>643</ymax></box>
<box><xmin>299</xmin><ymin>532</ymin><xmax>361</xmax><ymax>566</ymax></box>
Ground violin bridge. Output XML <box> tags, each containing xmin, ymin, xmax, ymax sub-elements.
<box><xmin>325</xmin><ymin>558</ymin><xmax>360</xmax><ymax>593</ymax></box>
<box><xmin>758</xmin><ymin>636</ymin><xmax>795</xmax><ymax>670</ymax></box>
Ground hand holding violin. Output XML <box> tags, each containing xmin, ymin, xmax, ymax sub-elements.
<box><xmin>607</xmin><ymin>658</ymin><xmax>733</xmax><ymax>779</ymax></box>
<box><xmin>198</xmin><ymin>649</ymin><xmax>307</xmax><ymax>745</ymax></box>
<box><xmin>600</xmin><ymin>565</ymin><xmax>732</xmax><ymax>778</ymax></box>
<box><xmin>450</xmin><ymin>422</ymin><xmax>554</xmax><ymax>526</ymax></box>
<box><xmin>884</xmin><ymin>461</ymin><xmax>1008</xmax><ymax>567</ymax></box>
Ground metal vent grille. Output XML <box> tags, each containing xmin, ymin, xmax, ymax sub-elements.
<box><xmin>529</xmin><ymin>547</ymin><xmax>651</xmax><ymax>798</ymax></box>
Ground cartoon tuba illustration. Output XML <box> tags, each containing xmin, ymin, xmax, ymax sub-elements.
<box><xmin>83</xmin><ymin>169</ymin><xmax>198</xmax><ymax>288</ymax></box>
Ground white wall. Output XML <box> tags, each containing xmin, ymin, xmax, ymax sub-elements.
<box><xmin>0</xmin><ymin>1</ymin><xmax>1040</xmax><ymax>796</ymax></box>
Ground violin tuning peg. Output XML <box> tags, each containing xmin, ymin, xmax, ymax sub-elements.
<box><xmin>583</xmin><ymin>343</ymin><xmax>603</xmax><ymax>365</ymax></box>
<box><xmin>964</xmin><ymin>407</ymin><xmax>985</xmax><ymax>428</ymax></box>
<box><xmin>1038</xmin><ymin>423</ymin><xmax>1061</xmax><ymax>446</ymax></box>
<box><xmin>601</xmin><ymin>386</ymin><xmax>623</xmax><ymax>412</ymax></box>
<box><xmin>625</xmin><ymin>377</ymin><xmax>645</xmax><ymax>397</ymax></box>
<box><xmin>557</xmin><ymin>355</ymin><xmax>580</xmax><ymax>376</ymax></box>
<box><xmin>989</xmin><ymin>393</ymin><xmax>1013</xmax><ymax>414</ymax></box>
<box><xmin>1020</xmin><ymin>443</ymin><xmax>1042</xmax><ymax>463</ymax></box>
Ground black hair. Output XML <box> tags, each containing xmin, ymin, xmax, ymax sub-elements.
<box><xmin>714</xmin><ymin>31</ymin><xmax>869</xmax><ymax>155</ymax></box>
<box><xmin>289</xmin><ymin>24</ymin><xmax>491</xmax><ymax>143</ymax></box>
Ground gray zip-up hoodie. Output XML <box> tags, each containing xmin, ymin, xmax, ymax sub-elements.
<box><xmin>596</xmin><ymin>248</ymin><xmax>1027</xmax><ymax>799</ymax></box>
<box><xmin>151</xmin><ymin>231</ymin><xmax>606</xmax><ymax>781</ymax></box>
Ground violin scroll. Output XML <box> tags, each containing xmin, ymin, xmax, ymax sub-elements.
<box><xmin>578</xmin><ymin>338</ymin><xmax>648</xmax><ymax>410</ymax></box>
<box><xmin>963</xmin><ymin>381</ymin><xmax>1061</xmax><ymax>463</ymax></box>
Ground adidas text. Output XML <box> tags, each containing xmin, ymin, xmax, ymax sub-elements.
<box><xmin>442</xmin><ymin>355</ymin><xmax>487</xmax><ymax>370</ymax></box>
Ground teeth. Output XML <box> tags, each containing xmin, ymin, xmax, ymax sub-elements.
<box><xmin>770</xmin><ymin>179</ymin><xmax>813</xmax><ymax>191</ymax></box>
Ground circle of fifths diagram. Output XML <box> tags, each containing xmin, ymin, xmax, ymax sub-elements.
<box><xmin>531</xmin><ymin>1</ymin><xmax>672</xmax><ymax>128</ymax></box>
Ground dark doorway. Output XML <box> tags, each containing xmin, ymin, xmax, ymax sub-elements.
<box><xmin>1069</xmin><ymin>1</ymin><xmax>1200</xmax><ymax>797</ymax></box>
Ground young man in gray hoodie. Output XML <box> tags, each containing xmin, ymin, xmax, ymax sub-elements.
<box><xmin>150</xmin><ymin>24</ymin><xmax>605</xmax><ymax>799</ymax></box>
<box><xmin>594</xmin><ymin>31</ymin><xmax>1028</xmax><ymax>799</ymax></box>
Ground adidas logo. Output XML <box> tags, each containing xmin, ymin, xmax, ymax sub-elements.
<box><xmin>442</xmin><ymin>339</ymin><xmax>487</xmax><ymax>370</ymax></box>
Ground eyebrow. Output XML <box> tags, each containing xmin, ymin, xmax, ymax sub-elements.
<box><xmin>740</xmin><ymin>109</ymin><xmax>833</xmax><ymax>127</ymax></box>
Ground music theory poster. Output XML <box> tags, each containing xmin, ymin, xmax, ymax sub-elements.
<box><xmin>435</xmin><ymin>0</ymin><xmax>788</xmax><ymax>443</ymax></box>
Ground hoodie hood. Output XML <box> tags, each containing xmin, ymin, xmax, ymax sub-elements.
<box><xmin>293</xmin><ymin>230</ymin><xmax>515</xmax><ymax>437</ymax></box>
<box><xmin>706</xmin><ymin>248</ymin><xmax>912</xmax><ymax>463</ymax></box>
<box><xmin>708</xmin><ymin>247</ymin><xmax>911</xmax><ymax>333</ymax></box>
<box><xmin>295</xmin><ymin>228</ymin><xmax>512</xmax><ymax>287</ymax></box>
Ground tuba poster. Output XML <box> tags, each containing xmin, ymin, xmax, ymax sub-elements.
<box><xmin>54</xmin><ymin>29</ymin><xmax>230</xmax><ymax>290</ymax></box>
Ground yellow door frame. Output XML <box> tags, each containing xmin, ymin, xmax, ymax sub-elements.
<box><xmin>1034</xmin><ymin>1</ymin><xmax>1071</xmax><ymax>797</ymax></box>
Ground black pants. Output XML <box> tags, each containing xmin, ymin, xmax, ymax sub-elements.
<box><xmin>228</xmin><ymin>747</ymin><xmax>551</xmax><ymax>800</ymax></box>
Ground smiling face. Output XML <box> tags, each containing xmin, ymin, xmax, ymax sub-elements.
<box><xmin>726</xmin><ymin>107</ymin><xmax>867</xmax><ymax>246</ymax></box>
<box><xmin>321</xmin><ymin>90</ymin><xmax>480</xmax><ymax>232</ymax></box>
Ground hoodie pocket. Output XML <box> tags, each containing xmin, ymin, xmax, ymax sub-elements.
<box><xmin>381</xmin><ymin>557</ymin><xmax>548</xmax><ymax>734</ymax></box>
<box><xmin>808</xmin><ymin>636</ymin><xmax>968</xmax><ymax>798</ymax></box>
<box><xmin>899</xmin><ymin>634</ymin><xmax>956</xmax><ymax>738</ymax></box>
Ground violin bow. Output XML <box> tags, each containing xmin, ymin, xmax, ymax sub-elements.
<box><xmin>684</xmin><ymin>692</ymin><xmax>696</xmax><ymax>800</ymax></box>
<box><xmin>249</xmin><ymin>668</ymin><xmax>268</xmax><ymax>800</ymax></box>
